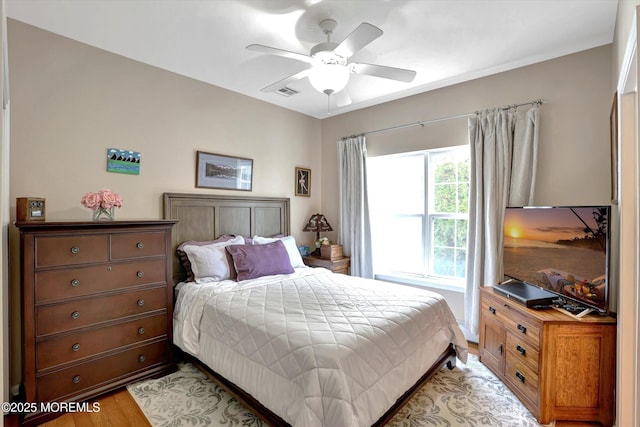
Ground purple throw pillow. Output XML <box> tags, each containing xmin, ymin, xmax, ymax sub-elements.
<box><xmin>226</xmin><ymin>240</ymin><xmax>294</xmax><ymax>281</ymax></box>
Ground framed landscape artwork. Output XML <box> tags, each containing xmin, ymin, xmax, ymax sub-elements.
<box><xmin>107</xmin><ymin>148</ymin><xmax>140</xmax><ymax>175</ymax></box>
<box><xmin>196</xmin><ymin>151</ymin><xmax>253</xmax><ymax>191</ymax></box>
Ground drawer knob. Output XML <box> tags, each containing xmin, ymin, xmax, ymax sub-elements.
<box><xmin>137</xmin><ymin>299</ymin><xmax>145</xmax><ymax>307</ymax></box>
<box><xmin>70</xmin><ymin>279</ymin><xmax>80</xmax><ymax>287</ymax></box>
<box><xmin>517</xmin><ymin>324</ymin><xmax>527</xmax><ymax>334</ymax></box>
<box><xmin>138</xmin><ymin>355</ymin><xmax>146</xmax><ymax>363</ymax></box>
<box><xmin>515</xmin><ymin>371</ymin><xmax>525</xmax><ymax>383</ymax></box>
<box><xmin>488</xmin><ymin>306</ymin><xmax>496</xmax><ymax>315</ymax></box>
<box><xmin>72</xmin><ymin>343</ymin><xmax>81</xmax><ymax>352</ymax></box>
<box><xmin>137</xmin><ymin>271</ymin><xmax>144</xmax><ymax>278</ymax></box>
<box><xmin>70</xmin><ymin>246</ymin><xmax>80</xmax><ymax>254</ymax></box>
<box><xmin>72</xmin><ymin>375</ymin><xmax>81</xmax><ymax>384</ymax></box>
<box><xmin>138</xmin><ymin>327</ymin><xmax>145</xmax><ymax>335</ymax></box>
<box><xmin>516</xmin><ymin>345</ymin><xmax>526</xmax><ymax>355</ymax></box>
<box><xmin>136</xmin><ymin>242</ymin><xmax>144</xmax><ymax>249</ymax></box>
<box><xmin>71</xmin><ymin>311</ymin><xmax>80</xmax><ymax>319</ymax></box>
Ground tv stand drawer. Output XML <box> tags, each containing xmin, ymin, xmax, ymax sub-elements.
<box><xmin>505</xmin><ymin>355</ymin><xmax>539</xmax><ymax>403</ymax></box>
<box><xmin>506</xmin><ymin>332</ymin><xmax>539</xmax><ymax>372</ymax></box>
<box><xmin>481</xmin><ymin>291</ymin><xmax>541</xmax><ymax>348</ymax></box>
<box><xmin>478</xmin><ymin>286</ymin><xmax>616</xmax><ymax>426</ymax></box>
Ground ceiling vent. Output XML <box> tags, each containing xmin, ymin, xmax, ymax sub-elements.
<box><xmin>276</xmin><ymin>86</ymin><xmax>299</xmax><ymax>97</ymax></box>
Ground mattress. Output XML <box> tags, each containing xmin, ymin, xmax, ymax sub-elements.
<box><xmin>174</xmin><ymin>267</ymin><xmax>468</xmax><ymax>427</ymax></box>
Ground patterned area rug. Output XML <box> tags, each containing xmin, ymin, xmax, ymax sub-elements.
<box><xmin>127</xmin><ymin>354</ymin><xmax>544</xmax><ymax>427</ymax></box>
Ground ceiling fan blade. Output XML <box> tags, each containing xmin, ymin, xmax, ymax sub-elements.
<box><xmin>260</xmin><ymin>68</ymin><xmax>311</xmax><ymax>92</ymax></box>
<box><xmin>334</xmin><ymin>23</ymin><xmax>383</xmax><ymax>58</ymax></box>
<box><xmin>246</xmin><ymin>44</ymin><xmax>313</xmax><ymax>64</ymax></box>
<box><xmin>351</xmin><ymin>62</ymin><xmax>416</xmax><ymax>82</ymax></box>
<box><xmin>334</xmin><ymin>90</ymin><xmax>352</xmax><ymax>107</ymax></box>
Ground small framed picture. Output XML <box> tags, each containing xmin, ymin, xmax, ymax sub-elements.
<box><xmin>196</xmin><ymin>151</ymin><xmax>253</xmax><ymax>191</ymax></box>
<box><xmin>107</xmin><ymin>148</ymin><xmax>141</xmax><ymax>175</ymax></box>
<box><xmin>295</xmin><ymin>167</ymin><xmax>311</xmax><ymax>197</ymax></box>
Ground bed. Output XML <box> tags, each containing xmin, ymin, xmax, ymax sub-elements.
<box><xmin>163</xmin><ymin>192</ymin><xmax>468</xmax><ymax>427</ymax></box>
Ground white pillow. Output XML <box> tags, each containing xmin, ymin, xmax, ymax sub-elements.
<box><xmin>252</xmin><ymin>235</ymin><xmax>305</xmax><ymax>268</ymax></box>
<box><xmin>182</xmin><ymin>235</ymin><xmax>245</xmax><ymax>282</ymax></box>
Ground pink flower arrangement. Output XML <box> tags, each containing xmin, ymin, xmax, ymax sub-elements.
<box><xmin>81</xmin><ymin>189</ymin><xmax>123</xmax><ymax>211</ymax></box>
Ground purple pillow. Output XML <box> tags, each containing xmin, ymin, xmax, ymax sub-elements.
<box><xmin>226</xmin><ymin>240</ymin><xmax>294</xmax><ymax>281</ymax></box>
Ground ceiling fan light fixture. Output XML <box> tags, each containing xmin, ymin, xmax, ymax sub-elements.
<box><xmin>247</xmin><ymin>19</ymin><xmax>415</xmax><ymax>106</ymax></box>
<box><xmin>308</xmin><ymin>62</ymin><xmax>350</xmax><ymax>95</ymax></box>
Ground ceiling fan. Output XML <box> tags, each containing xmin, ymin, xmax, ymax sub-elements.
<box><xmin>246</xmin><ymin>19</ymin><xmax>416</xmax><ymax>107</ymax></box>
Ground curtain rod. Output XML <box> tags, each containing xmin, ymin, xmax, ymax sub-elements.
<box><xmin>362</xmin><ymin>98</ymin><xmax>542</xmax><ymax>137</ymax></box>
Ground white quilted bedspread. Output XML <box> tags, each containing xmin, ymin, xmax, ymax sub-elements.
<box><xmin>174</xmin><ymin>267</ymin><xmax>467</xmax><ymax>427</ymax></box>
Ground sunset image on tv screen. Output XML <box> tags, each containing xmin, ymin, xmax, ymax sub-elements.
<box><xmin>503</xmin><ymin>207</ymin><xmax>608</xmax><ymax>309</ymax></box>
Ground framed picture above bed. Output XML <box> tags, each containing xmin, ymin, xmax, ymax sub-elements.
<box><xmin>196</xmin><ymin>151</ymin><xmax>253</xmax><ymax>191</ymax></box>
<box><xmin>295</xmin><ymin>167</ymin><xmax>311</xmax><ymax>197</ymax></box>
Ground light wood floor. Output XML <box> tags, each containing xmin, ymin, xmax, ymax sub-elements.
<box><xmin>4</xmin><ymin>391</ymin><xmax>150</xmax><ymax>427</ymax></box>
<box><xmin>40</xmin><ymin>392</ymin><xmax>150</xmax><ymax>427</ymax></box>
<box><xmin>4</xmin><ymin>343</ymin><xmax>604</xmax><ymax>427</ymax></box>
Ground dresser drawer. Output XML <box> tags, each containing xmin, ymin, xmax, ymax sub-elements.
<box><xmin>502</xmin><ymin>311</ymin><xmax>540</xmax><ymax>348</ymax></box>
<box><xmin>37</xmin><ymin>312</ymin><xmax>168</xmax><ymax>370</ymax></box>
<box><xmin>506</xmin><ymin>332</ymin><xmax>540</xmax><ymax>373</ymax></box>
<box><xmin>111</xmin><ymin>232</ymin><xmax>166</xmax><ymax>260</ymax></box>
<box><xmin>481</xmin><ymin>297</ymin><xmax>508</xmax><ymax>325</ymax></box>
<box><xmin>35</xmin><ymin>260</ymin><xmax>167</xmax><ymax>303</ymax></box>
<box><xmin>37</xmin><ymin>339</ymin><xmax>168</xmax><ymax>402</ymax></box>
<box><xmin>36</xmin><ymin>287</ymin><xmax>167</xmax><ymax>336</ymax></box>
<box><xmin>505</xmin><ymin>355</ymin><xmax>539</xmax><ymax>404</ymax></box>
<box><xmin>482</xmin><ymin>297</ymin><xmax>540</xmax><ymax>348</ymax></box>
<box><xmin>35</xmin><ymin>235</ymin><xmax>108</xmax><ymax>268</ymax></box>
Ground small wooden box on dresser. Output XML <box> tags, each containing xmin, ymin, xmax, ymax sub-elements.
<box><xmin>478</xmin><ymin>286</ymin><xmax>616</xmax><ymax>427</ymax></box>
<box><xmin>16</xmin><ymin>220</ymin><xmax>177</xmax><ymax>426</ymax></box>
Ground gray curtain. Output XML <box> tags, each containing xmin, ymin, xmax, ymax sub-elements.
<box><xmin>337</xmin><ymin>135</ymin><xmax>373</xmax><ymax>278</ymax></box>
<box><xmin>465</xmin><ymin>105</ymin><xmax>539</xmax><ymax>336</ymax></box>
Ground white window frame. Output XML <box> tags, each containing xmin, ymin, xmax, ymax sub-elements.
<box><xmin>369</xmin><ymin>146</ymin><xmax>469</xmax><ymax>291</ymax></box>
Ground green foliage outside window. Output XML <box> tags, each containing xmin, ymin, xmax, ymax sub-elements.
<box><xmin>431</xmin><ymin>156</ymin><xmax>469</xmax><ymax>279</ymax></box>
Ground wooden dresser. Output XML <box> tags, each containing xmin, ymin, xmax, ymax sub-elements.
<box><xmin>16</xmin><ymin>220</ymin><xmax>177</xmax><ymax>426</ymax></box>
<box><xmin>478</xmin><ymin>286</ymin><xmax>616</xmax><ymax>426</ymax></box>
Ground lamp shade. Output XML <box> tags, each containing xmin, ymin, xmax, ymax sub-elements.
<box><xmin>303</xmin><ymin>213</ymin><xmax>333</xmax><ymax>239</ymax></box>
<box><xmin>308</xmin><ymin>63</ymin><xmax>350</xmax><ymax>95</ymax></box>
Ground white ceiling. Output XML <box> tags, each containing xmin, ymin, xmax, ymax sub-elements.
<box><xmin>6</xmin><ymin>0</ymin><xmax>618</xmax><ymax>119</ymax></box>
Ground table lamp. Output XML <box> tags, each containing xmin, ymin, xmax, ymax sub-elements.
<box><xmin>303</xmin><ymin>213</ymin><xmax>333</xmax><ymax>253</ymax></box>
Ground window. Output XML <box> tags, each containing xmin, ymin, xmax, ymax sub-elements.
<box><xmin>368</xmin><ymin>146</ymin><xmax>469</xmax><ymax>288</ymax></box>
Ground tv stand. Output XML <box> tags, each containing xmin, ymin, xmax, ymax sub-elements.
<box><xmin>479</xmin><ymin>286</ymin><xmax>616</xmax><ymax>426</ymax></box>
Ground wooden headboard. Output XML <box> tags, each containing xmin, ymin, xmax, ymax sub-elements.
<box><xmin>163</xmin><ymin>192</ymin><xmax>290</xmax><ymax>282</ymax></box>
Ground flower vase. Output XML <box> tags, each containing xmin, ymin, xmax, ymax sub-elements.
<box><xmin>92</xmin><ymin>206</ymin><xmax>115</xmax><ymax>221</ymax></box>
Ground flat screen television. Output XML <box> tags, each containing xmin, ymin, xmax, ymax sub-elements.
<box><xmin>502</xmin><ymin>206</ymin><xmax>610</xmax><ymax>314</ymax></box>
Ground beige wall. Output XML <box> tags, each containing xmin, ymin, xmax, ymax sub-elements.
<box><xmin>321</xmin><ymin>44</ymin><xmax>613</xmax><ymax>218</ymax></box>
<box><xmin>7</xmin><ymin>19</ymin><xmax>322</xmax><ymax>386</ymax></box>
<box><xmin>8</xmin><ymin>20</ymin><xmax>322</xmax><ymax>229</ymax></box>
<box><xmin>320</xmin><ymin>45</ymin><xmax>613</xmax><ymax>317</ymax></box>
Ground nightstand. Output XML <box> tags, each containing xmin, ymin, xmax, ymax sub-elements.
<box><xmin>303</xmin><ymin>254</ymin><xmax>350</xmax><ymax>275</ymax></box>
